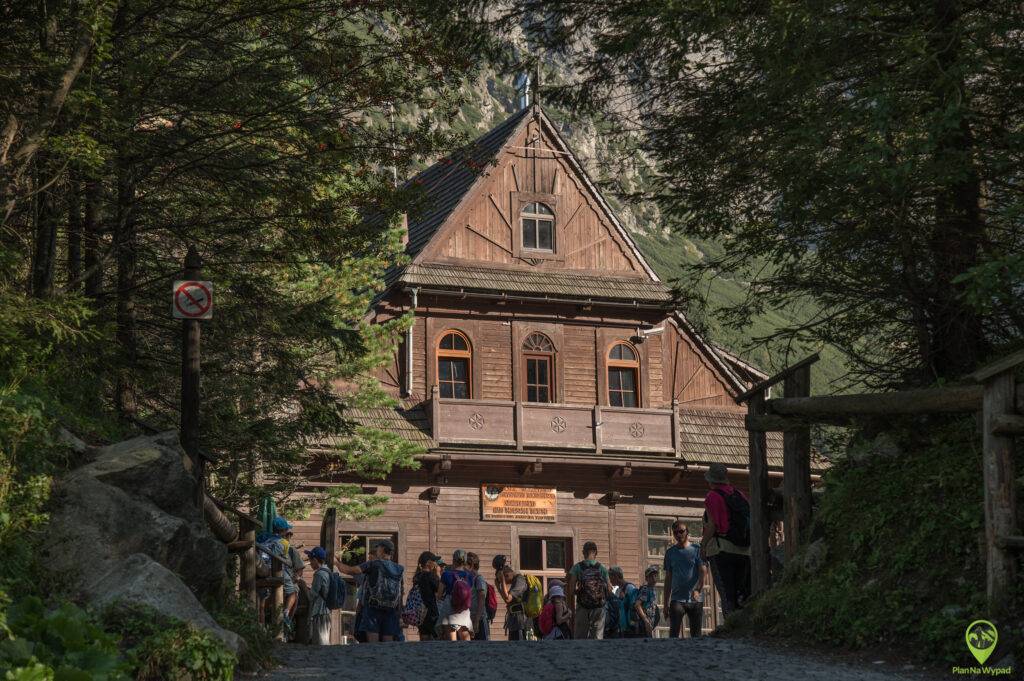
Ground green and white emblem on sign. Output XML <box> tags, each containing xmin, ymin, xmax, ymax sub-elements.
<box><xmin>965</xmin><ymin>619</ymin><xmax>998</xmax><ymax>665</ymax></box>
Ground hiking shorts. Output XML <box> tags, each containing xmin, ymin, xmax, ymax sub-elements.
<box><xmin>358</xmin><ymin>606</ymin><xmax>401</xmax><ymax>638</ymax></box>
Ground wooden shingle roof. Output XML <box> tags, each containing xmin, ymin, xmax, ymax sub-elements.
<box><xmin>344</xmin><ymin>400</ymin><xmax>433</xmax><ymax>447</ymax></box>
<box><xmin>677</xmin><ymin>406</ymin><xmax>783</xmax><ymax>468</ymax></box>
<box><xmin>405</xmin><ymin>109</ymin><xmax>531</xmax><ymax>256</ymax></box>
<box><xmin>396</xmin><ymin>263</ymin><xmax>672</xmax><ymax>303</ymax></box>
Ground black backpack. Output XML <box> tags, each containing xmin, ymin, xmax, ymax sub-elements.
<box><xmin>712</xmin><ymin>488</ymin><xmax>751</xmax><ymax>548</ymax></box>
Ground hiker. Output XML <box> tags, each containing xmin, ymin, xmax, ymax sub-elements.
<box><xmin>466</xmin><ymin>551</ymin><xmax>491</xmax><ymax>640</ymax></box>
<box><xmin>567</xmin><ymin>541</ymin><xmax>611</xmax><ymax>639</ymax></box>
<box><xmin>493</xmin><ymin>555</ymin><xmax>531</xmax><ymax>640</ymax></box>
<box><xmin>700</xmin><ymin>463</ymin><xmax>751</xmax><ymax>616</ymax></box>
<box><xmin>285</xmin><ymin>543</ymin><xmax>304</xmax><ymax>625</ymax></box>
<box><xmin>631</xmin><ymin>566</ymin><xmax>661</xmax><ymax>638</ymax></box>
<box><xmin>538</xmin><ymin>583</ymin><xmax>572</xmax><ymax>639</ymax></box>
<box><xmin>335</xmin><ymin>538</ymin><xmax>404</xmax><ymax>642</ymax></box>
<box><xmin>438</xmin><ymin>549</ymin><xmax>476</xmax><ymax>640</ymax></box>
<box><xmin>306</xmin><ymin>547</ymin><xmax>333</xmax><ymax>645</ymax></box>
<box><xmin>292</xmin><ymin>559</ymin><xmax>312</xmax><ymax>644</ymax></box>
<box><xmin>664</xmin><ymin>520</ymin><xmax>706</xmax><ymax>638</ymax></box>
<box><xmin>606</xmin><ymin>566</ymin><xmax>638</xmax><ymax>639</ymax></box>
<box><xmin>408</xmin><ymin>551</ymin><xmax>442</xmax><ymax>640</ymax></box>
<box><xmin>266</xmin><ymin>517</ymin><xmax>296</xmax><ymax>630</ymax></box>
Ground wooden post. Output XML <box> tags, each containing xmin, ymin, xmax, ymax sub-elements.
<box><xmin>179</xmin><ymin>245</ymin><xmax>203</xmax><ymax>507</ymax></box>
<box><xmin>593</xmin><ymin>404</ymin><xmax>603</xmax><ymax>455</ymax></box>
<box><xmin>981</xmin><ymin>371</ymin><xmax>1019</xmax><ymax>610</ymax></box>
<box><xmin>514</xmin><ymin>401</ymin><xmax>524</xmax><ymax>451</ymax></box>
<box><xmin>747</xmin><ymin>391</ymin><xmax>771</xmax><ymax>595</ymax></box>
<box><xmin>239</xmin><ymin>518</ymin><xmax>258</xmax><ymax>610</ymax></box>
<box><xmin>430</xmin><ymin>385</ymin><xmax>440</xmax><ymax>442</ymax></box>
<box><xmin>270</xmin><ymin>556</ymin><xmax>283</xmax><ymax>639</ymax></box>
<box><xmin>671</xmin><ymin>398</ymin><xmax>681</xmax><ymax>458</ymax></box>
<box><xmin>321</xmin><ymin>508</ymin><xmax>339</xmax><ymax>644</ymax></box>
<box><xmin>783</xmin><ymin>364</ymin><xmax>812</xmax><ymax>561</ymax></box>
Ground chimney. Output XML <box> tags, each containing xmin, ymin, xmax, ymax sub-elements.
<box><xmin>515</xmin><ymin>72</ymin><xmax>531</xmax><ymax>109</ymax></box>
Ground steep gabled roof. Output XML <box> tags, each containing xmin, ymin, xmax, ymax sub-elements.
<box><xmin>405</xmin><ymin>108</ymin><xmax>531</xmax><ymax>256</ymax></box>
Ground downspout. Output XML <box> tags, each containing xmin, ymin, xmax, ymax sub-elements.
<box><xmin>404</xmin><ymin>287</ymin><xmax>419</xmax><ymax>398</ymax></box>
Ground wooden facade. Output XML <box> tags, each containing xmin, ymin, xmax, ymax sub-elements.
<box><xmin>307</xmin><ymin>105</ymin><xmax>798</xmax><ymax>640</ymax></box>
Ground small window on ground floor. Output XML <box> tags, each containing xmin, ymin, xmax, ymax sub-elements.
<box><xmin>519</xmin><ymin>536</ymin><xmax>572</xmax><ymax>592</ymax></box>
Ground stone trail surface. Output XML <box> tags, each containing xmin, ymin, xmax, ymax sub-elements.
<box><xmin>262</xmin><ymin>638</ymin><xmax>934</xmax><ymax>681</ymax></box>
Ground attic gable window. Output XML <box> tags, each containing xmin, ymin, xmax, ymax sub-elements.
<box><xmin>521</xmin><ymin>202</ymin><xmax>554</xmax><ymax>251</ymax></box>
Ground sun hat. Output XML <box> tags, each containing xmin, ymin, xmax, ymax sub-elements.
<box><xmin>704</xmin><ymin>463</ymin><xmax>729</xmax><ymax>485</ymax></box>
<box><xmin>548</xmin><ymin>585</ymin><xmax>565</xmax><ymax>598</ymax></box>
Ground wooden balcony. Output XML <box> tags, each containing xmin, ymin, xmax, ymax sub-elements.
<box><xmin>428</xmin><ymin>386</ymin><xmax>679</xmax><ymax>455</ymax></box>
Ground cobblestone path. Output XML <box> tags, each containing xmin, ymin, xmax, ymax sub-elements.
<box><xmin>263</xmin><ymin>638</ymin><xmax>933</xmax><ymax>681</ymax></box>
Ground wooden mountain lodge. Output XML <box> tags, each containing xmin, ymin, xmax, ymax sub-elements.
<box><xmin>290</xmin><ymin>104</ymin><xmax>824</xmax><ymax>639</ymax></box>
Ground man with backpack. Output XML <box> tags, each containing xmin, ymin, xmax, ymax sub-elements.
<box><xmin>493</xmin><ymin>555</ymin><xmax>532</xmax><ymax>640</ymax></box>
<box><xmin>305</xmin><ymin>547</ymin><xmax>334</xmax><ymax>645</ymax></box>
<box><xmin>436</xmin><ymin>549</ymin><xmax>477</xmax><ymax>640</ymax></box>
<box><xmin>664</xmin><ymin>520</ymin><xmax>706</xmax><ymax>638</ymax></box>
<box><xmin>466</xmin><ymin>552</ymin><xmax>491</xmax><ymax>640</ymax></box>
<box><xmin>699</xmin><ymin>463</ymin><xmax>751</xmax><ymax>617</ymax></box>
<box><xmin>335</xmin><ymin>538</ymin><xmax>404</xmax><ymax>642</ymax></box>
<box><xmin>566</xmin><ymin>541</ymin><xmax>611</xmax><ymax>639</ymax></box>
<box><xmin>605</xmin><ymin>566</ymin><xmax>638</xmax><ymax>639</ymax></box>
<box><xmin>404</xmin><ymin>551</ymin><xmax>442</xmax><ymax>640</ymax></box>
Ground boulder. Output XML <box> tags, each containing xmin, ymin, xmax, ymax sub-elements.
<box><xmin>801</xmin><ymin>538</ymin><xmax>828</xmax><ymax>575</ymax></box>
<box><xmin>88</xmin><ymin>554</ymin><xmax>241</xmax><ymax>653</ymax></box>
<box><xmin>42</xmin><ymin>432</ymin><xmax>238</xmax><ymax>653</ymax></box>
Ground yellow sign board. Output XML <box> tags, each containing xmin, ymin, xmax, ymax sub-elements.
<box><xmin>481</xmin><ymin>485</ymin><xmax>556</xmax><ymax>523</ymax></box>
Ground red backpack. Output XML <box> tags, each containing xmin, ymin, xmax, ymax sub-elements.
<box><xmin>451</xmin><ymin>573</ymin><xmax>473</xmax><ymax>613</ymax></box>
<box><xmin>538</xmin><ymin>602</ymin><xmax>555</xmax><ymax>636</ymax></box>
<box><xmin>485</xmin><ymin>582</ymin><xmax>498</xmax><ymax>621</ymax></box>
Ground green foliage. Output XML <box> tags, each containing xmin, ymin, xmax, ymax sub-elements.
<box><xmin>454</xmin><ymin>0</ymin><xmax>1024</xmax><ymax>387</ymax></box>
<box><xmin>205</xmin><ymin>598</ymin><xmax>273</xmax><ymax>674</ymax></box>
<box><xmin>746</xmin><ymin>417</ymin><xmax>1022</xmax><ymax>664</ymax></box>
<box><xmin>132</xmin><ymin>625</ymin><xmax>234</xmax><ymax>681</ymax></box>
<box><xmin>0</xmin><ymin>597</ymin><xmax>125</xmax><ymax>681</ymax></box>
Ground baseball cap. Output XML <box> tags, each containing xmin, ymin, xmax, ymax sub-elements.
<box><xmin>418</xmin><ymin>550</ymin><xmax>442</xmax><ymax>566</ymax></box>
<box><xmin>272</xmin><ymin>517</ymin><xmax>292</xmax><ymax>531</ymax></box>
<box><xmin>452</xmin><ymin>549</ymin><xmax>468</xmax><ymax>564</ymax></box>
<box><xmin>644</xmin><ymin>565</ymin><xmax>660</xmax><ymax>577</ymax></box>
<box><xmin>492</xmin><ymin>554</ymin><xmax>508</xmax><ymax>570</ymax></box>
<box><xmin>304</xmin><ymin>546</ymin><xmax>327</xmax><ymax>561</ymax></box>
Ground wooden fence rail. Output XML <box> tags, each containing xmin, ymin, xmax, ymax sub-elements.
<box><xmin>737</xmin><ymin>349</ymin><xmax>1023</xmax><ymax>610</ymax></box>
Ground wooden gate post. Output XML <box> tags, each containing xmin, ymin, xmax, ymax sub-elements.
<box><xmin>981</xmin><ymin>370</ymin><xmax>1019</xmax><ymax>610</ymax></box>
<box><xmin>239</xmin><ymin>517</ymin><xmax>258</xmax><ymax>610</ymax></box>
<box><xmin>179</xmin><ymin>245</ymin><xmax>204</xmax><ymax>507</ymax></box>
<box><xmin>320</xmin><ymin>508</ymin><xmax>339</xmax><ymax>644</ymax></box>
<box><xmin>748</xmin><ymin>391</ymin><xmax>771</xmax><ymax>595</ymax></box>
<box><xmin>783</xmin><ymin>364</ymin><xmax>813</xmax><ymax>561</ymax></box>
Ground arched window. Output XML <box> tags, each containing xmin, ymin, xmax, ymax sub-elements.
<box><xmin>607</xmin><ymin>342</ymin><xmax>640</xmax><ymax>407</ymax></box>
<box><xmin>522</xmin><ymin>332</ymin><xmax>556</xmax><ymax>403</ymax></box>
<box><xmin>521</xmin><ymin>202</ymin><xmax>554</xmax><ymax>251</ymax></box>
<box><xmin>437</xmin><ymin>331</ymin><xmax>471</xmax><ymax>399</ymax></box>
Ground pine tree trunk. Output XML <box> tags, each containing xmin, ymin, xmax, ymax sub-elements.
<box><xmin>83</xmin><ymin>176</ymin><xmax>102</xmax><ymax>297</ymax></box>
<box><xmin>30</xmin><ymin>159</ymin><xmax>58</xmax><ymax>297</ymax></box>
<box><xmin>66</xmin><ymin>171</ymin><xmax>82</xmax><ymax>291</ymax></box>
<box><xmin>114</xmin><ymin>158</ymin><xmax>138</xmax><ymax>419</ymax></box>
<box><xmin>925</xmin><ymin>0</ymin><xmax>988</xmax><ymax>380</ymax></box>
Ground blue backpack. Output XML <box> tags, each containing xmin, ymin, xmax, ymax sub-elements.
<box><xmin>323</xmin><ymin>568</ymin><xmax>347</xmax><ymax>610</ymax></box>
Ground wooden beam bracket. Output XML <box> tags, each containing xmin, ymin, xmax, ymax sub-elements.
<box><xmin>609</xmin><ymin>464</ymin><xmax>632</xmax><ymax>479</ymax></box>
<box><xmin>735</xmin><ymin>353</ymin><xmax>820</xmax><ymax>404</ymax></box>
<box><xmin>520</xmin><ymin>459</ymin><xmax>543</xmax><ymax>476</ymax></box>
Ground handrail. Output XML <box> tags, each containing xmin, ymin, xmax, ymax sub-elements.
<box><xmin>733</xmin><ymin>353</ymin><xmax>820</xmax><ymax>404</ymax></box>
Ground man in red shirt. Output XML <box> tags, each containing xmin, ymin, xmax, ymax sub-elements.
<box><xmin>699</xmin><ymin>463</ymin><xmax>751</xmax><ymax>616</ymax></box>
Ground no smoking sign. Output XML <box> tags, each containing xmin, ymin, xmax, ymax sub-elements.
<box><xmin>172</xmin><ymin>280</ymin><xmax>213</xmax><ymax>319</ymax></box>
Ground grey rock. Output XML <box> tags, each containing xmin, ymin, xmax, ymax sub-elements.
<box><xmin>801</xmin><ymin>538</ymin><xmax>828</xmax><ymax>574</ymax></box>
<box><xmin>42</xmin><ymin>432</ymin><xmax>236</xmax><ymax>651</ymax></box>
<box><xmin>88</xmin><ymin>553</ymin><xmax>241</xmax><ymax>653</ymax></box>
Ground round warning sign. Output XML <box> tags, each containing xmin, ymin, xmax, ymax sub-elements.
<box><xmin>173</xmin><ymin>280</ymin><xmax>213</xmax><ymax>319</ymax></box>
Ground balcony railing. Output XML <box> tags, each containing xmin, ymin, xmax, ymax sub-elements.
<box><xmin>428</xmin><ymin>386</ymin><xmax>680</xmax><ymax>455</ymax></box>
